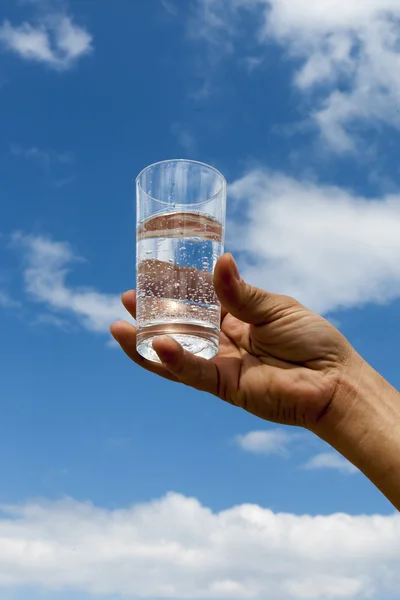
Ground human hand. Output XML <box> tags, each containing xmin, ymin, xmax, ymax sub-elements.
<box><xmin>111</xmin><ymin>253</ymin><xmax>354</xmax><ymax>431</ymax></box>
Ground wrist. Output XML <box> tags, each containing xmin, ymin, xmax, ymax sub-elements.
<box><xmin>313</xmin><ymin>352</ymin><xmax>400</xmax><ymax>510</ymax></box>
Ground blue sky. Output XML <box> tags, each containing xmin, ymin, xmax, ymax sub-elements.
<box><xmin>1</xmin><ymin>0</ymin><xmax>400</xmax><ymax>599</ymax></box>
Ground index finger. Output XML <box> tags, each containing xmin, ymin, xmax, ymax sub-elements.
<box><xmin>110</xmin><ymin>320</ymin><xmax>180</xmax><ymax>384</ymax></box>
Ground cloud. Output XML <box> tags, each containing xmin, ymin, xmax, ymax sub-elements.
<box><xmin>32</xmin><ymin>312</ymin><xmax>74</xmax><ymax>331</ymax></box>
<box><xmin>0</xmin><ymin>290</ymin><xmax>21</xmax><ymax>309</ymax></box>
<box><xmin>228</xmin><ymin>169</ymin><xmax>400</xmax><ymax>314</ymax></box>
<box><xmin>303</xmin><ymin>453</ymin><xmax>358</xmax><ymax>475</ymax></box>
<box><xmin>242</xmin><ymin>56</ymin><xmax>264</xmax><ymax>73</ymax></box>
<box><xmin>235</xmin><ymin>429</ymin><xmax>297</xmax><ymax>456</ymax></box>
<box><xmin>0</xmin><ymin>13</ymin><xmax>93</xmax><ymax>70</ymax></box>
<box><xmin>171</xmin><ymin>123</ymin><xmax>197</xmax><ymax>154</ymax></box>
<box><xmin>12</xmin><ymin>233</ymin><xmax>131</xmax><ymax>334</ymax></box>
<box><xmin>52</xmin><ymin>174</ymin><xmax>77</xmax><ymax>188</ymax></box>
<box><xmin>161</xmin><ymin>0</ymin><xmax>178</xmax><ymax>16</ymax></box>
<box><xmin>195</xmin><ymin>0</ymin><xmax>400</xmax><ymax>152</ymax></box>
<box><xmin>11</xmin><ymin>144</ymin><xmax>74</xmax><ymax>171</ymax></box>
<box><xmin>235</xmin><ymin>431</ymin><xmax>357</xmax><ymax>475</ymax></box>
<box><xmin>0</xmin><ymin>492</ymin><xmax>398</xmax><ymax>599</ymax></box>
<box><xmin>190</xmin><ymin>0</ymin><xmax>235</xmax><ymax>53</ymax></box>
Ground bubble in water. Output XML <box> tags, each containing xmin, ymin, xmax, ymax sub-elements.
<box><xmin>136</xmin><ymin>211</ymin><xmax>223</xmax><ymax>339</ymax></box>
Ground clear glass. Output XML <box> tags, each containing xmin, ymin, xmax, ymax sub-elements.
<box><xmin>136</xmin><ymin>159</ymin><xmax>227</xmax><ymax>363</ymax></box>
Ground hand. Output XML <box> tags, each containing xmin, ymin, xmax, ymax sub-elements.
<box><xmin>111</xmin><ymin>253</ymin><xmax>354</xmax><ymax>430</ymax></box>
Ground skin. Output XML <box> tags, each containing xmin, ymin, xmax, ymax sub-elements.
<box><xmin>111</xmin><ymin>253</ymin><xmax>400</xmax><ymax>510</ymax></box>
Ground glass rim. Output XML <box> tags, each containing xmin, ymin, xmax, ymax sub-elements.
<box><xmin>136</xmin><ymin>159</ymin><xmax>227</xmax><ymax>206</ymax></box>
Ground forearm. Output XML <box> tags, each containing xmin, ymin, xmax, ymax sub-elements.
<box><xmin>315</xmin><ymin>352</ymin><xmax>400</xmax><ymax>510</ymax></box>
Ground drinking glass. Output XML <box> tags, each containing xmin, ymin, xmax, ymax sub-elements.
<box><xmin>136</xmin><ymin>159</ymin><xmax>226</xmax><ymax>363</ymax></box>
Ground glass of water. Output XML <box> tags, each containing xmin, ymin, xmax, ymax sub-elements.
<box><xmin>136</xmin><ymin>159</ymin><xmax>226</xmax><ymax>363</ymax></box>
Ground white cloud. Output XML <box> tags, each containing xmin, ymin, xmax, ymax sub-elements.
<box><xmin>32</xmin><ymin>312</ymin><xmax>74</xmax><ymax>331</ymax></box>
<box><xmin>0</xmin><ymin>290</ymin><xmax>21</xmax><ymax>309</ymax></box>
<box><xmin>242</xmin><ymin>55</ymin><xmax>264</xmax><ymax>73</ymax></box>
<box><xmin>171</xmin><ymin>123</ymin><xmax>197</xmax><ymax>153</ymax></box>
<box><xmin>195</xmin><ymin>0</ymin><xmax>400</xmax><ymax>152</ymax></box>
<box><xmin>161</xmin><ymin>0</ymin><xmax>178</xmax><ymax>16</ymax></box>
<box><xmin>303</xmin><ymin>452</ymin><xmax>358</xmax><ymax>474</ymax></box>
<box><xmin>228</xmin><ymin>169</ymin><xmax>400</xmax><ymax>314</ymax></box>
<box><xmin>191</xmin><ymin>0</ymin><xmax>236</xmax><ymax>53</ymax></box>
<box><xmin>12</xmin><ymin>233</ymin><xmax>131</xmax><ymax>334</ymax></box>
<box><xmin>11</xmin><ymin>144</ymin><xmax>74</xmax><ymax>171</ymax></box>
<box><xmin>235</xmin><ymin>431</ymin><xmax>357</xmax><ymax>475</ymax></box>
<box><xmin>52</xmin><ymin>174</ymin><xmax>77</xmax><ymax>188</ymax></box>
<box><xmin>235</xmin><ymin>429</ymin><xmax>297</xmax><ymax>455</ymax></box>
<box><xmin>0</xmin><ymin>13</ymin><xmax>92</xmax><ymax>70</ymax></box>
<box><xmin>0</xmin><ymin>492</ymin><xmax>398</xmax><ymax>599</ymax></box>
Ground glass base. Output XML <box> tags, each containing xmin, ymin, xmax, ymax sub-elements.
<box><xmin>136</xmin><ymin>323</ymin><xmax>219</xmax><ymax>363</ymax></box>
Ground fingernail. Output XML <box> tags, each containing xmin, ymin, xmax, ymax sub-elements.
<box><xmin>229</xmin><ymin>253</ymin><xmax>241</xmax><ymax>280</ymax></box>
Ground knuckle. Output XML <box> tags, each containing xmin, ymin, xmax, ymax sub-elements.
<box><xmin>279</xmin><ymin>293</ymin><xmax>300</xmax><ymax>308</ymax></box>
<box><xmin>173</xmin><ymin>357</ymin><xmax>187</xmax><ymax>378</ymax></box>
<box><xmin>243</xmin><ymin>283</ymin><xmax>265</xmax><ymax>309</ymax></box>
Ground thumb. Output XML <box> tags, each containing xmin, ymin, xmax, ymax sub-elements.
<box><xmin>214</xmin><ymin>253</ymin><xmax>300</xmax><ymax>326</ymax></box>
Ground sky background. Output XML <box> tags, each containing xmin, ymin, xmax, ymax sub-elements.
<box><xmin>1</xmin><ymin>0</ymin><xmax>400</xmax><ymax>599</ymax></box>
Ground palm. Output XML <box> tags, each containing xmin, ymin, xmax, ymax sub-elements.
<box><xmin>207</xmin><ymin>307</ymin><xmax>347</xmax><ymax>428</ymax></box>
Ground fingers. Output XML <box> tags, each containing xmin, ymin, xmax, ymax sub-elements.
<box><xmin>111</xmin><ymin>320</ymin><xmax>220</xmax><ymax>395</ymax></box>
<box><xmin>214</xmin><ymin>253</ymin><xmax>300</xmax><ymax>327</ymax></box>
<box><xmin>110</xmin><ymin>321</ymin><xmax>179</xmax><ymax>384</ymax></box>
<box><xmin>152</xmin><ymin>336</ymin><xmax>219</xmax><ymax>396</ymax></box>
<box><xmin>121</xmin><ymin>290</ymin><xmax>137</xmax><ymax>319</ymax></box>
